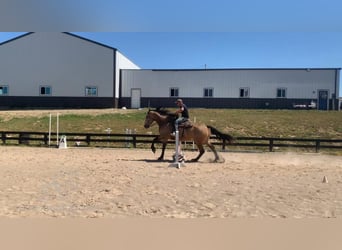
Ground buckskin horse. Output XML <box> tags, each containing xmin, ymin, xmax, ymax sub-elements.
<box><xmin>144</xmin><ymin>108</ymin><xmax>234</xmax><ymax>162</ymax></box>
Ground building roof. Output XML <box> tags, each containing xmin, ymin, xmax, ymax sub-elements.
<box><xmin>123</xmin><ymin>68</ymin><xmax>341</xmax><ymax>72</ymax></box>
<box><xmin>0</xmin><ymin>32</ymin><xmax>118</xmax><ymax>52</ymax></box>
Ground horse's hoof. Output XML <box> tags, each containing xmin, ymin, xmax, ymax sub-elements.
<box><xmin>190</xmin><ymin>158</ymin><xmax>198</xmax><ymax>162</ymax></box>
<box><xmin>157</xmin><ymin>157</ymin><xmax>164</xmax><ymax>161</ymax></box>
<box><xmin>212</xmin><ymin>158</ymin><xmax>225</xmax><ymax>163</ymax></box>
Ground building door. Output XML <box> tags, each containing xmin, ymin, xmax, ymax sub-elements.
<box><xmin>318</xmin><ymin>90</ymin><xmax>329</xmax><ymax>110</ymax></box>
<box><xmin>131</xmin><ymin>88</ymin><xmax>141</xmax><ymax>109</ymax></box>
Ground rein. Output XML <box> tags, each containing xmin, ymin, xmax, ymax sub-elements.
<box><xmin>147</xmin><ymin>111</ymin><xmax>173</xmax><ymax>128</ymax></box>
<box><xmin>149</xmin><ymin>121</ymin><xmax>157</xmax><ymax>127</ymax></box>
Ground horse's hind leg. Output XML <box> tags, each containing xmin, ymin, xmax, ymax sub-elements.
<box><xmin>191</xmin><ymin>144</ymin><xmax>205</xmax><ymax>162</ymax></box>
<box><xmin>207</xmin><ymin>142</ymin><xmax>222</xmax><ymax>163</ymax></box>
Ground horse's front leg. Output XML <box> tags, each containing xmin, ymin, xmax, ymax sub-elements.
<box><xmin>158</xmin><ymin>142</ymin><xmax>167</xmax><ymax>161</ymax></box>
<box><xmin>151</xmin><ymin>136</ymin><xmax>159</xmax><ymax>154</ymax></box>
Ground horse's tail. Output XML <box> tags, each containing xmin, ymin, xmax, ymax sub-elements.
<box><xmin>207</xmin><ymin>125</ymin><xmax>234</xmax><ymax>144</ymax></box>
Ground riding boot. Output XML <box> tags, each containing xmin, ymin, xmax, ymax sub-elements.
<box><xmin>171</xmin><ymin>124</ymin><xmax>178</xmax><ymax>136</ymax></box>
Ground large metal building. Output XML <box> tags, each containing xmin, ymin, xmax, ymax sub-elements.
<box><xmin>0</xmin><ymin>32</ymin><xmax>340</xmax><ymax>110</ymax></box>
<box><xmin>120</xmin><ymin>68</ymin><xmax>340</xmax><ymax>110</ymax></box>
<box><xmin>0</xmin><ymin>32</ymin><xmax>139</xmax><ymax>109</ymax></box>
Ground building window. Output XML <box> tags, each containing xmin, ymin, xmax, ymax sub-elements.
<box><xmin>85</xmin><ymin>86</ymin><xmax>98</xmax><ymax>96</ymax></box>
<box><xmin>204</xmin><ymin>88</ymin><xmax>214</xmax><ymax>97</ymax></box>
<box><xmin>40</xmin><ymin>86</ymin><xmax>51</xmax><ymax>96</ymax></box>
<box><xmin>170</xmin><ymin>87</ymin><xmax>179</xmax><ymax>97</ymax></box>
<box><xmin>239</xmin><ymin>87</ymin><xmax>249</xmax><ymax>98</ymax></box>
<box><xmin>0</xmin><ymin>85</ymin><xmax>8</xmax><ymax>95</ymax></box>
<box><xmin>277</xmin><ymin>88</ymin><xmax>287</xmax><ymax>98</ymax></box>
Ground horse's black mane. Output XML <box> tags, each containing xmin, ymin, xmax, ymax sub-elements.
<box><xmin>150</xmin><ymin>107</ymin><xmax>178</xmax><ymax>120</ymax></box>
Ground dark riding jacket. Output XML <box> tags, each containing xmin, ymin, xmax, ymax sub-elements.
<box><xmin>180</xmin><ymin>104</ymin><xmax>189</xmax><ymax>119</ymax></box>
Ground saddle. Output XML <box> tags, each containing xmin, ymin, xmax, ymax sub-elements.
<box><xmin>171</xmin><ymin>120</ymin><xmax>193</xmax><ymax>136</ymax></box>
<box><xmin>178</xmin><ymin>120</ymin><xmax>192</xmax><ymax>129</ymax></box>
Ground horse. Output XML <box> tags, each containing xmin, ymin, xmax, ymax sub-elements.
<box><xmin>143</xmin><ymin>108</ymin><xmax>234</xmax><ymax>162</ymax></box>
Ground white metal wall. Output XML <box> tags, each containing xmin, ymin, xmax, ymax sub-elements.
<box><xmin>121</xmin><ymin>69</ymin><xmax>337</xmax><ymax>99</ymax></box>
<box><xmin>115</xmin><ymin>51</ymin><xmax>140</xmax><ymax>98</ymax></box>
<box><xmin>0</xmin><ymin>32</ymin><xmax>114</xmax><ymax>97</ymax></box>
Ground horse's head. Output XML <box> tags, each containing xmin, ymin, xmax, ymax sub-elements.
<box><xmin>144</xmin><ymin>108</ymin><xmax>172</xmax><ymax>129</ymax></box>
<box><xmin>144</xmin><ymin>109</ymin><xmax>155</xmax><ymax>128</ymax></box>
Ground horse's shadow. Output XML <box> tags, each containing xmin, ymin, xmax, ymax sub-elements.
<box><xmin>133</xmin><ymin>158</ymin><xmax>174</xmax><ymax>163</ymax></box>
<box><xmin>131</xmin><ymin>158</ymin><xmax>220</xmax><ymax>164</ymax></box>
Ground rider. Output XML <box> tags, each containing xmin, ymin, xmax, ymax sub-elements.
<box><xmin>174</xmin><ymin>98</ymin><xmax>189</xmax><ymax>132</ymax></box>
<box><xmin>173</xmin><ymin>99</ymin><xmax>189</xmax><ymax>161</ymax></box>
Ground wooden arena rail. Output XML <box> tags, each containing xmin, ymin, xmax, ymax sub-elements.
<box><xmin>0</xmin><ymin>131</ymin><xmax>341</xmax><ymax>153</ymax></box>
<box><xmin>226</xmin><ymin>137</ymin><xmax>342</xmax><ymax>153</ymax></box>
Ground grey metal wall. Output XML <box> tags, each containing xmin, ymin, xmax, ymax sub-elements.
<box><xmin>121</xmin><ymin>69</ymin><xmax>337</xmax><ymax>99</ymax></box>
<box><xmin>0</xmin><ymin>33</ymin><xmax>140</xmax><ymax>108</ymax></box>
<box><xmin>0</xmin><ymin>33</ymin><xmax>114</xmax><ymax>98</ymax></box>
<box><xmin>120</xmin><ymin>68</ymin><xmax>339</xmax><ymax>109</ymax></box>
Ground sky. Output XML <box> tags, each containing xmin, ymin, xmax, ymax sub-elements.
<box><xmin>0</xmin><ymin>0</ymin><xmax>341</xmax><ymax>96</ymax></box>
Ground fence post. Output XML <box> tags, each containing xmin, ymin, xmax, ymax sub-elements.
<box><xmin>222</xmin><ymin>139</ymin><xmax>226</xmax><ymax>150</ymax></box>
<box><xmin>315</xmin><ymin>140</ymin><xmax>320</xmax><ymax>153</ymax></box>
<box><xmin>44</xmin><ymin>133</ymin><xmax>48</xmax><ymax>145</ymax></box>
<box><xmin>132</xmin><ymin>135</ymin><xmax>137</xmax><ymax>148</ymax></box>
<box><xmin>86</xmin><ymin>135</ymin><xmax>91</xmax><ymax>146</ymax></box>
<box><xmin>132</xmin><ymin>129</ymin><xmax>137</xmax><ymax>148</ymax></box>
<box><xmin>19</xmin><ymin>132</ymin><xmax>30</xmax><ymax>145</ymax></box>
<box><xmin>269</xmin><ymin>139</ymin><xmax>274</xmax><ymax>152</ymax></box>
<box><xmin>1</xmin><ymin>132</ymin><xmax>5</xmax><ymax>144</ymax></box>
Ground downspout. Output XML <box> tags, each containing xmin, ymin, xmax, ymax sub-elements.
<box><xmin>119</xmin><ymin>69</ymin><xmax>122</xmax><ymax>108</ymax></box>
<box><xmin>337</xmin><ymin>69</ymin><xmax>341</xmax><ymax>111</ymax></box>
<box><xmin>334</xmin><ymin>68</ymin><xmax>340</xmax><ymax>111</ymax></box>
<box><xmin>113</xmin><ymin>49</ymin><xmax>117</xmax><ymax>108</ymax></box>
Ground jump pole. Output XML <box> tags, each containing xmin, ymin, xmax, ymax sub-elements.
<box><xmin>48</xmin><ymin>113</ymin><xmax>60</xmax><ymax>147</ymax></box>
<box><xmin>168</xmin><ymin>130</ymin><xmax>186</xmax><ymax>169</ymax></box>
<box><xmin>56</xmin><ymin>113</ymin><xmax>59</xmax><ymax>146</ymax></box>
<box><xmin>48</xmin><ymin>113</ymin><xmax>52</xmax><ymax>146</ymax></box>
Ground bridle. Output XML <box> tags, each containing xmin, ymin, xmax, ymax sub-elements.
<box><xmin>144</xmin><ymin>111</ymin><xmax>157</xmax><ymax>128</ymax></box>
<box><xmin>145</xmin><ymin>110</ymin><xmax>171</xmax><ymax>128</ymax></box>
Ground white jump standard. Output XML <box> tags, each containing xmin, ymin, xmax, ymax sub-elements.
<box><xmin>168</xmin><ymin>130</ymin><xmax>186</xmax><ymax>169</ymax></box>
